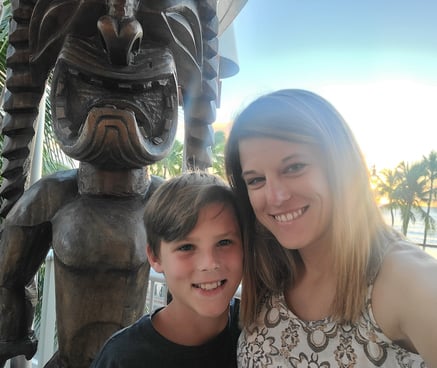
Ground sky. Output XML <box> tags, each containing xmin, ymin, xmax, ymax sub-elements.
<box><xmin>215</xmin><ymin>0</ymin><xmax>437</xmax><ymax>171</ymax></box>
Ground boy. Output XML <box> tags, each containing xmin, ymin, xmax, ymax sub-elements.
<box><xmin>91</xmin><ymin>172</ymin><xmax>243</xmax><ymax>367</ymax></box>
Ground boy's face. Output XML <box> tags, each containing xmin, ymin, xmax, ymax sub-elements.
<box><xmin>147</xmin><ymin>202</ymin><xmax>243</xmax><ymax>320</ymax></box>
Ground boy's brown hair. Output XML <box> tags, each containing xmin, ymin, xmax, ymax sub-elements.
<box><xmin>144</xmin><ymin>171</ymin><xmax>243</xmax><ymax>257</ymax></box>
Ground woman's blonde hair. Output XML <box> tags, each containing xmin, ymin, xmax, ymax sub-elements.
<box><xmin>225</xmin><ymin>89</ymin><xmax>395</xmax><ymax>327</ymax></box>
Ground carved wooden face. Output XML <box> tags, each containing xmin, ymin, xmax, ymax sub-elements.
<box><xmin>43</xmin><ymin>0</ymin><xmax>205</xmax><ymax>169</ymax></box>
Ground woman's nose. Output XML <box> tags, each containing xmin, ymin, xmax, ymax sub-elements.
<box><xmin>265</xmin><ymin>178</ymin><xmax>291</xmax><ymax>206</ymax></box>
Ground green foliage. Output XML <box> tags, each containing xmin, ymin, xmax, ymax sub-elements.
<box><xmin>211</xmin><ymin>130</ymin><xmax>226</xmax><ymax>179</ymax></box>
<box><xmin>34</xmin><ymin>263</ymin><xmax>46</xmax><ymax>332</ymax></box>
<box><xmin>148</xmin><ymin>130</ymin><xmax>228</xmax><ymax>180</ymax></box>
<box><xmin>0</xmin><ymin>0</ymin><xmax>10</xmax><ymax>85</ymax></box>
<box><xmin>149</xmin><ymin>139</ymin><xmax>184</xmax><ymax>178</ymax></box>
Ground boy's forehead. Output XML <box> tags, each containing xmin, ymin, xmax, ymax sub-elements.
<box><xmin>197</xmin><ymin>201</ymin><xmax>237</xmax><ymax>220</ymax></box>
<box><xmin>182</xmin><ymin>202</ymin><xmax>240</xmax><ymax>238</ymax></box>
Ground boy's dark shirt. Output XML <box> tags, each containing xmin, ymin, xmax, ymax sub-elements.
<box><xmin>90</xmin><ymin>299</ymin><xmax>240</xmax><ymax>368</ymax></box>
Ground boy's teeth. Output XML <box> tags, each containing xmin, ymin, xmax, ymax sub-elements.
<box><xmin>196</xmin><ymin>281</ymin><xmax>223</xmax><ymax>290</ymax></box>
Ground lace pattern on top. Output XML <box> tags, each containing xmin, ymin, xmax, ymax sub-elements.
<box><xmin>237</xmin><ymin>289</ymin><xmax>426</xmax><ymax>367</ymax></box>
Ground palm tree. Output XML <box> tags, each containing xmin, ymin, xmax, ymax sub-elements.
<box><xmin>420</xmin><ymin>151</ymin><xmax>437</xmax><ymax>247</ymax></box>
<box><xmin>394</xmin><ymin>161</ymin><xmax>427</xmax><ymax>235</ymax></box>
<box><xmin>375</xmin><ymin>168</ymin><xmax>401</xmax><ymax>226</ymax></box>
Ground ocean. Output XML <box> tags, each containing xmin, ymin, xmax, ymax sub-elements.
<box><xmin>381</xmin><ymin>207</ymin><xmax>437</xmax><ymax>259</ymax></box>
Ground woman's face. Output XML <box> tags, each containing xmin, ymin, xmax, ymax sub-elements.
<box><xmin>239</xmin><ymin>137</ymin><xmax>333</xmax><ymax>252</ymax></box>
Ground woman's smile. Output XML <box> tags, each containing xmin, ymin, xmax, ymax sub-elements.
<box><xmin>271</xmin><ymin>205</ymin><xmax>309</xmax><ymax>223</ymax></box>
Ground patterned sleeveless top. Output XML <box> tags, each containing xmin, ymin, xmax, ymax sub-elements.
<box><xmin>237</xmin><ymin>289</ymin><xmax>426</xmax><ymax>367</ymax></box>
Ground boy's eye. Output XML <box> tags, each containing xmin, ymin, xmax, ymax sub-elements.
<box><xmin>177</xmin><ymin>243</ymin><xmax>194</xmax><ymax>251</ymax></box>
<box><xmin>218</xmin><ymin>239</ymin><xmax>232</xmax><ymax>247</ymax></box>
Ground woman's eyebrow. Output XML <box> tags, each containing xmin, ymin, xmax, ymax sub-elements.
<box><xmin>241</xmin><ymin>154</ymin><xmax>302</xmax><ymax>178</ymax></box>
<box><xmin>281</xmin><ymin>153</ymin><xmax>304</xmax><ymax>163</ymax></box>
<box><xmin>241</xmin><ymin>169</ymin><xmax>257</xmax><ymax>179</ymax></box>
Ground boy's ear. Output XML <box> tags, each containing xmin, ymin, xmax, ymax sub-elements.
<box><xmin>146</xmin><ymin>244</ymin><xmax>164</xmax><ymax>273</ymax></box>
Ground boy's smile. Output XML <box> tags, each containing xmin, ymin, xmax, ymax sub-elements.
<box><xmin>193</xmin><ymin>280</ymin><xmax>226</xmax><ymax>291</ymax></box>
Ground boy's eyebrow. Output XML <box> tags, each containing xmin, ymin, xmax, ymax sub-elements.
<box><xmin>176</xmin><ymin>229</ymin><xmax>241</xmax><ymax>242</ymax></box>
<box><xmin>215</xmin><ymin>229</ymin><xmax>241</xmax><ymax>237</ymax></box>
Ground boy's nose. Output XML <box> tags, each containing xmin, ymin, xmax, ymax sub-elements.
<box><xmin>199</xmin><ymin>249</ymin><xmax>220</xmax><ymax>271</ymax></box>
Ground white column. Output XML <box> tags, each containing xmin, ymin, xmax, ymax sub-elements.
<box><xmin>35</xmin><ymin>250</ymin><xmax>56</xmax><ymax>367</ymax></box>
<box><xmin>29</xmin><ymin>95</ymin><xmax>46</xmax><ymax>185</ymax></box>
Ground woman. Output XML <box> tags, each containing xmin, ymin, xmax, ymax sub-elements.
<box><xmin>225</xmin><ymin>89</ymin><xmax>437</xmax><ymax>367</ymax></box>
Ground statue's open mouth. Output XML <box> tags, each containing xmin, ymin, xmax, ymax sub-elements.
<box><xmin>51</xmin><ymin>36</ymin><xmax>178</xmax><ymax>168</ymax></box>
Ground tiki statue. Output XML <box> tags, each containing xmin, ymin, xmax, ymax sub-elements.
<box><xmin>0</xmin><ymin>0</ymin><xmax>229</xmax><ymax>367</ymax></box>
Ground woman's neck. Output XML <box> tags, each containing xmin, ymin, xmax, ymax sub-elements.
<box><xmin>297</xmin><ymin>237</ymin><xmax>334</xmax><ymax>277</ymax></box>
<box><xmin>285</xmin><ymin>245</ymin><xmax>336</xmax><ymax>321</ymax></box>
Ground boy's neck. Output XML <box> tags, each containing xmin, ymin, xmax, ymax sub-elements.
<box><xmin>151</xmin><ymin>303</ymin><xmax>229</xmax><ymax>346</ymax></box>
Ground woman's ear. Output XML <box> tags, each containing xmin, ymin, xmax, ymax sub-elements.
<box><xmin>146</xmin><ymin>244</ymin><xmax>164</xmax><ymax>273</ymax></box>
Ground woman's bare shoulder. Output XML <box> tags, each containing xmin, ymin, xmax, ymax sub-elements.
<box><xmin>380</xmin><ymin>241</ymin><xmax>437</xmax><ymax>282</ymax></box>
<box><xmin>372</xmin><ymin>240</ymin><xmax>437</xmax><ymax>365</ymax></box>
<box><xmin>375</xmin><ymin>241</ymin><xmax>437</xmax><ymax>305</ymax></box>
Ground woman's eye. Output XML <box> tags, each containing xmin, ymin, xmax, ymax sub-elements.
<box><xmin>177</xmin><ymin>243</ymin><xmax>194</xmax><ymax>252</ymax></box>
<box><xmin>245</xmin><ymin>176</ymin><xmax>264</xmax><ymax>186</ymax></box>
<box><xmin>218</xmin><ymin>239</ymin><xmax>232</xmax><ymax>247</ymax></box>
<box><xmin>285</xmin><ymin>163</ymin><xmax>307</xmax><ymax>174</ymax></box>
